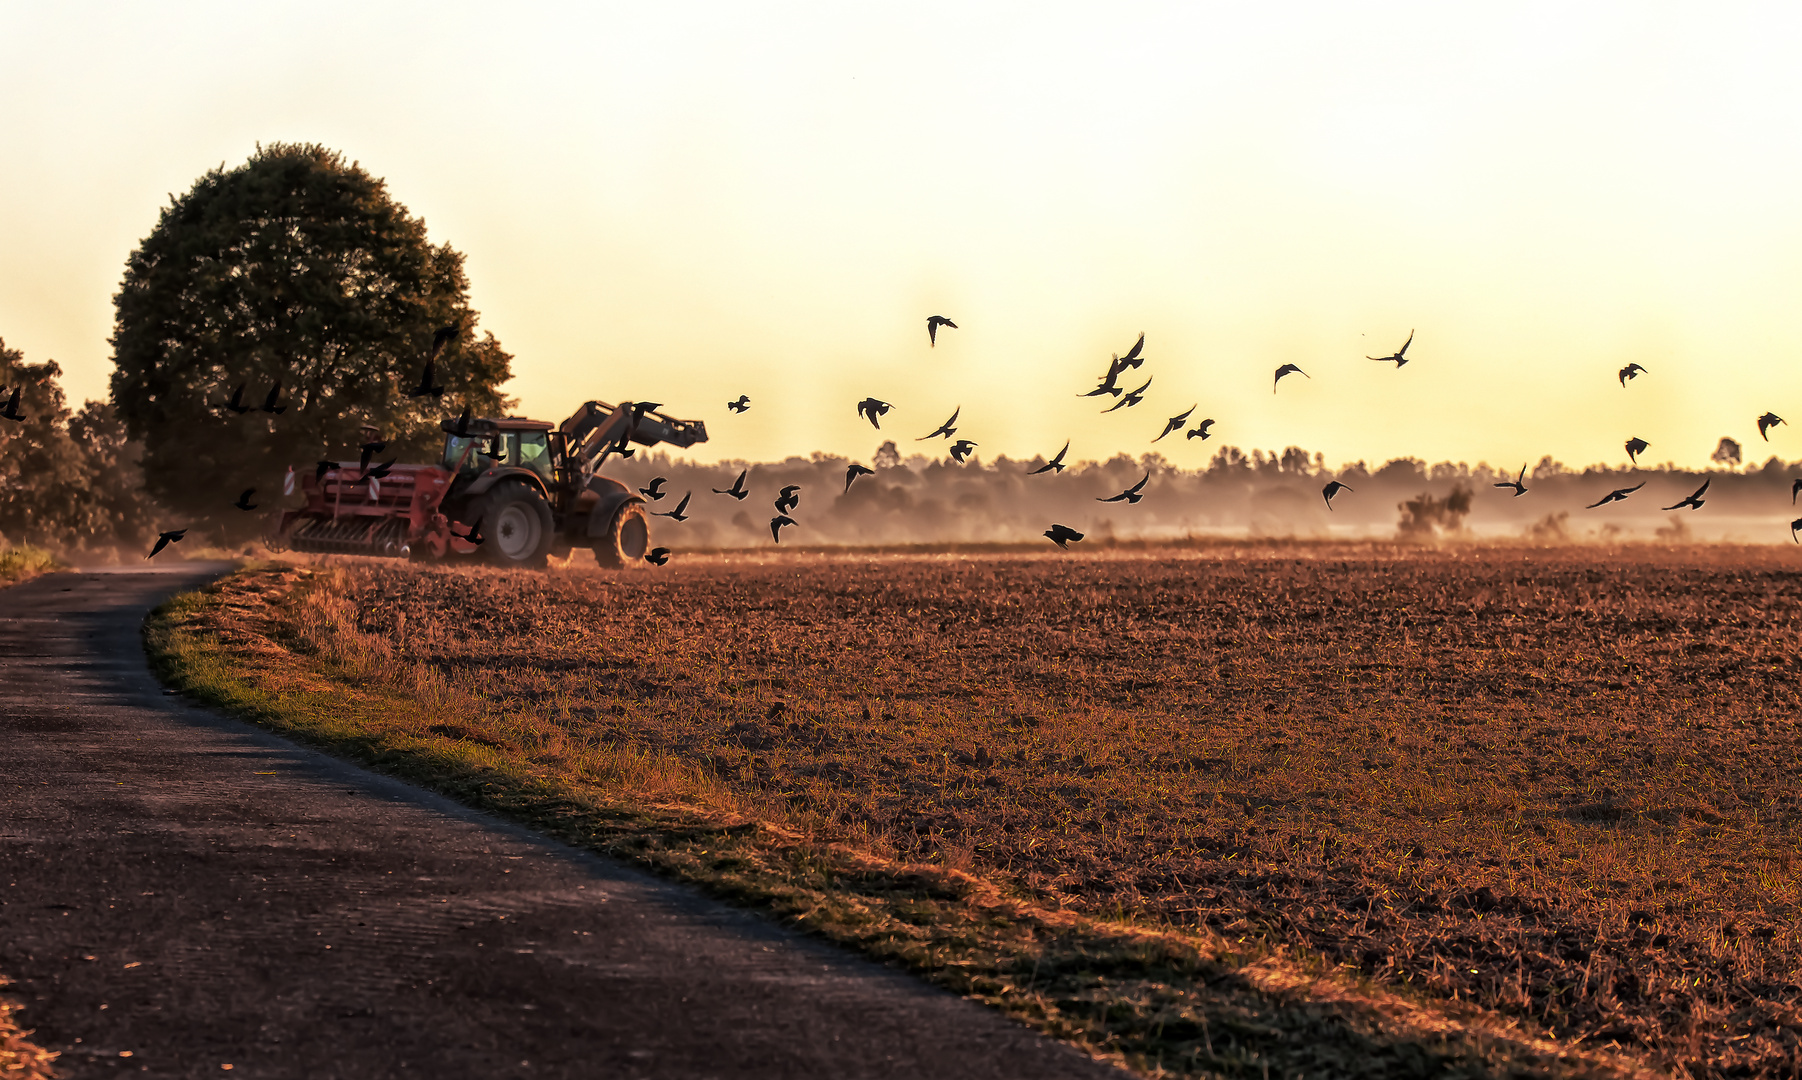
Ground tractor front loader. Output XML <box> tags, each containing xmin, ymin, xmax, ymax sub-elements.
<box><xmin>270</xmin><ymin>401</ymin><xmax>706</xmax><ymax>568</ymax></box>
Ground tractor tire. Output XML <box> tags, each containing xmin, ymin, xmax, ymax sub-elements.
<box><xmin>593</xmin><ymin>502</ymin><xmax>650</xmax><ymax>569</ymax></box>
<box><xmin>475</xmin><ymin>481</ymin><xmax>555</xmax><ymax>568</ymax></box>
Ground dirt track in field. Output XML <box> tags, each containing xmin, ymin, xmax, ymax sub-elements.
<box><xmin>324</xmin><ymin>542</ymin><xmax>1802</xmax><ymax>1076</ymax></box>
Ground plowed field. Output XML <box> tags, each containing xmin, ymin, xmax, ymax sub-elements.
<box><xmin>309</xmin><ymin>543</ymin><xmax>1802</xmax><ymax>1074</ymax></box>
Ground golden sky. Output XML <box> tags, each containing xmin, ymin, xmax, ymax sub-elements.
<box><xmin>3</xmin><ymin>2</ymin><xmax>1801</xmax><ymax>470</ymax></box>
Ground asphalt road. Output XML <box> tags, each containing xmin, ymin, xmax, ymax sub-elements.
<box><xmin>0</xmin><ymin>568</ymin><xmax>1122</xmax><ymax>1080</ymax></box>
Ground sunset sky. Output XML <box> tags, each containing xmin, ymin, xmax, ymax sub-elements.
<box><xmin>4</xmin><ymin>2</ymin><xmax>1801</xmax><ymax>471</ymax></box>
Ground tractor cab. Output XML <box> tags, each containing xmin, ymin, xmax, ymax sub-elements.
<box><xmin>441</xmin><ymin>417</ymin><xmax>556</xmax><ymax>486</ymax></box>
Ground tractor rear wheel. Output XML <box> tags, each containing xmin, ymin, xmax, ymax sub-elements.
<box><xmin>476</xmin><ymin>482</ymin><xmax>555</xmax><ymax>568</ymax></box>
<box><xmin>593</xmin><ymin>502</ymin><xmax>649</xmax><ymax>568</ymax></box>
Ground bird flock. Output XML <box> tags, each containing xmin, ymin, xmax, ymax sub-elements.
<box><xmin>623</xmin><ymin>318</ymin><xmax>1802</xmax><ymax>563</ymax></box>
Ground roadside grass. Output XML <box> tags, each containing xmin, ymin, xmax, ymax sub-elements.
<box><xmin>0</xmin><ymin>978</ymin><xmax>59</xmax><ymax>1080</ymax></box>
<box><xmin>146</xmin><ymin>559</ymin><xmax>1667</xmax><ymax>1079</ymax></box>
<box><xmin>0</xmin><ymin>547</ymin><xmax>58</xmax><ymax>588</ymax></box>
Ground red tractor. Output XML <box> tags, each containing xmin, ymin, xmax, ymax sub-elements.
<box><xmin>269</xmin><ymin>401</ymin><xmax>706</xmax><ymax>567</ymax></box>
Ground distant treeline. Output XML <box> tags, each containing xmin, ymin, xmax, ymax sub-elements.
<box><xmin>603</xmin><ymin>442</ymin><xmax>1802</xmax><ymax>548</ymax></box>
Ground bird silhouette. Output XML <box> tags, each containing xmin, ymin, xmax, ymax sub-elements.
<box><xmin>260</xmin><ymin>382</ymin><xmax>286</xmax><ymax>414</ymax></box>
<box><xmin>727</xmin><ymin>395</ymin><xmax>750</xmax><ymax>413</ymax></box>
<box><xmin>358</xmin><ymin>441</ymin><xmax>387</xmax><ymax>472</ymax></box>
<box><xmin>1274</xmin><ymin>364</ymin><xmax>1308</xmax><ymax>392</ymax></box>
<box><xmin>646</xmin><ymin>547</ymin><xmax>671</xmax><ymax>566</ymax></box>
<box><xmin>949</xmin><ymin>439</ymin><xmax>978</xmax><ymax>463</ymax></box>
<box><xmin>147</xmin><ymin>529</ymin><xmax>186</xmax><ymax>559</ymax></box>
<box><xmin>1101</xmin><ymin>376</ymin><xmax>1151</xmax><ymax>413</ymax></box>
<box><xmin>714</xmin><ymin>470</ymin><xmax>749</xmax><ymax>500</ymax></box>
<box><xmin>0</xmin><ymin>386</ymin><xmax>22</xmax><ymax>423</ymax></box>
<box><xmin>1186</xmin><ymin>418</ymin><xmax>1216</xmax><ymax>441</ymax></box>
<box><xmin>449</xmin><ymin>406</ymin><xmax>472</xmax><ymax>438</ymax></box>
<box><xmin>1081</xmin><ymin>366</ymin><xmax>1127</xmax><ymax>398</ymax></box>
<box><xmin>1368</xmin><ymin>330</ymin><xmax>1415</xmax><ymax>366</ymax></box>
<box><xmin>429</xmin><ymin>325</ymin><xmax>458</xmax><ymax>360</ymax></box>
<box><xmin>630</xmin><ymin>401</ymin><xmax>663</xmax><ymax>427</ymax></box>
<box><xmin>1663</xmin><ymin>478</ymin><xmax>1710</xmax><ymax>511</ymax></box>
<box><xmin>770</xmin><ymin>515</ymin><xmax>797</xmax><ymax>543</ymax></box>
<box><xmin>1619</xmin><ymin>363</ymin><xmax>1646</xmax><ymax>386</ymax></box>
<box><xmin>917</xmin><ymin>406</ymin><xmax>960</xmax><ymax>441</ymax></box>
<box><xmin>1043</xmin><ymin>524</ymin><xmax>1084</xmax><ymax>549</ymax></box>
<box><xmin>926</xmin><ymin>315</ymin><xmax>958</xmax><ymax>346</ymax></box>
<box><xmin>1625</xmin><ymin>437</ymin><xmax>1649</xmax><ymax>465</ymax></box>
<box><xmin>224</xmin><ymin>382</ymin><xmax>251</xmax><ymax>414</ymax></box>
<box><xmin>1586</xmin><ymin>482</ymin><xmax>1646</xmax><ymax>508</ymax></box>
<box><xmin>1099</xmin><ymin>473</ymin><xmax>1150</xmax><ymax>504</ymax></box>
<box><xmin>652</xmin><ymin>492</ymin><xmax>692</xmax><ymax>521</ymax></box>
<box><xmin>233</xmin><ymin>489</ymin><xmax>258</xmax><ymax>512</ymax></box>
<box><xmin>1153</xmin><ymin>405</ymin><xmax>1197</xmax><ymax>442</ymax></box>
<box><xmin>1759</xmin><ymin>412</ymin><xmax>1786</xmax><ymax>441</ymax></box>
<box><xmin>1793</xmin><ymin>518</ymin><xmax>1802</xmax><ymax>543</ymax></box>
<box><xmin>1117</xmin><ymin>332</ymin><xmax>1146</xmax><ymax>368</ymax></box>
<box><xmin>856</xmin><ymin>398</ymin><xmax>894</xmax><ymax>429</ymax></box>
<box><xmin>1494</xmin><ymin>464</ymin><xmax>1528</xmax><ymax>497</ymax></box>
<box><xmin>1322</xmin><ymin>481</ymin><xmax>1352</xmax><ymax>510</ymax></box>
<box><xmin>640</xmin><ymin>477</ymin><xmax>668</xmax><ymax>501</ymax></box>
<box><xmin>315</xmin><ymin>461</ymin><xmax>339</xmax><ymax>483</ymax></box>
<box><xmin>775</xmin><ymin>485</ymin><xmax>801</xmax><ymax>515</ymax></box>
<box><xmin>845</xmin><ymin>462</ymin><xmax>875</xmax><ymax>491</ymax></box>
<box><xmin>1029</xmin><ymin>440</ymin><xmax>1070</xmax><ymax>475</ymax></box>
<box><xmin>454</xmin><ymin>516</ymin><xmax>485</xmax><ymax>546</ymax></box>
<box><xmin>363</xmin><ymin>459</ymin><xmax>395</xmax><ymax>480</ymax></box>
<box><xmin>1793</xmin><ymin>478</ymin><xmax>1802</xmax><ymax>505</ymax></box>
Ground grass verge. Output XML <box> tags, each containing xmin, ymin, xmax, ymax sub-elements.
<box><xmin>145</xmin><ymin>564</ymin><xmax>1651</xmax><ymax>1079</ymax></box>
<box><xmin>0</xmin><ymin>979</ymin><xmax>59</xmax><ymax>1080</ymax></box>
<box><xmin>0</xmin><ymin>547</ymin><xmax>58</xmax><ymax>589</ymax></box>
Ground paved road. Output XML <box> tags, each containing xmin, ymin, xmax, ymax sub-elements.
<box><xmin>0</xmin><ymin>569</ymin><xmax>1121</xmax><ymax>1080</ymax></box>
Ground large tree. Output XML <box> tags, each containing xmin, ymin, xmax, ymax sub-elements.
<box><xmin>110</xmin><ymin>142</ymin><xmax>513</xmax><ymax>532</ymax></box>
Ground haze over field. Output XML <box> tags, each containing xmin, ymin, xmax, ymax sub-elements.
<box><xmin>5</xmin><ymin>3</ymin><xmax>1802</xmax><ymax>475</ymax></box>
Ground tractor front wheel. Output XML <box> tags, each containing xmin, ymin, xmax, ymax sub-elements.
<box><xmin>593</xmin><ymin>502</ymin><xmax>650</xmax><ymax>568</ymax></box>
<box><xmin>476</xmin><ymin>482</ymin><xmax>555</xmax><ymax>568</ymax></box>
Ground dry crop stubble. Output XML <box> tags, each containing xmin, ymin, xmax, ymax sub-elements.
<box><xmin>168</xmin><ymin>543</ymin><xmax>1802</xmax><ymax>1076</ymax></box>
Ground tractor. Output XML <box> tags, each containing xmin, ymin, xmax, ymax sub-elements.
<box><xmin>268</xmin><ymin>401</ymin><xmax>706</xmax><ymax>567</ymax></box>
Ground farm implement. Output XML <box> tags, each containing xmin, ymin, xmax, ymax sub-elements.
<box><xmin>269</xmin><ymin>401</ymin><xmax>706</xmax><ymax>567</ymax></box>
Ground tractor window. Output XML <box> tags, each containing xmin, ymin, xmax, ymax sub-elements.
<box><xmin>443</xmin><ymin>435</ymin><xmax>482</xmax><ymax>473</ymax></box>
<box><xmin>517</xmin><ymin>432</ymin><xmax>552</xmax><ymax>482</ymax></box>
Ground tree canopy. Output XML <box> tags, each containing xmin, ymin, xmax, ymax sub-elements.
<box><xmin>109</xmin><ymin>142</ymin><xmax>513</xmax><ymax>530</ymax></box>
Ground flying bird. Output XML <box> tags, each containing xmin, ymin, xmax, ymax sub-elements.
<box><xmin>727</xmin><ymin>395</ymin><xmax>750</xmax><ymax>413</ymax></box>
<box><xmin>775</xmin><ymin>485</ymin><xmax>801</xmax><ymax>515</ymax></box>
<box><xmin>1494</xmin><ymin>464</ymin><xmax>1528</xmax><ymax>497</ymax></box>
<box><xmin>1759</xmin><ymin>412</ymin><xmax>1786</xmax><ymax>441</ymax></box>
<box><xmin>1081</xmin><ymin>368</ymin><xmax>1127</xmax><ymax>398</ymax></box>
<box><xmin>224</xmin><ymin>382</ymin><xmax>251</xmax><ymax>414</ymax></box>
<box><xmin>260</xmin><ymin>382</ymin><xmax>287</xmax><ymax>414</ymax></box>
<box><xmin>409</xmin><ymin>359</ymin><xmax>445</xmax><ymax>398</ymax></box>
<box><xmin>1274</xmin><ymin>364</ymin><xmax>1308</xmax><ymax>392</ymax></box>
<box><xmin>1322</xmin><ymin>481</ymin><xmax>1352</xmax><ymax>510</ymax></box>
<box><xmin>1793</xmin><ymin>518</ymin><xmax>1802</xmax><ymax>543</ymax></box>
<box><xmin>1625</xmin><ymin>436</ymin><xmax>1649</xmax><ymax>465</ymax></box>
<box><xmin>926</xmin><ymin>315</ymin><xmax>957</xmax><ymax>346</ymax></box>
<box><xmin>770</xmin><ymin>514</ymin><xmax>797</xmax><ymax>542</ymax></box>
<box><xmin>1153</xmin><ymin>405</ymin><xmax>1197</xmax><ymax>442</ymax></box>
<box><xmin>454</xmin><ymin>517</ymin><xmax>485</xmax><ymax>546</ymax></box>
<box><xmin>1368</xmin><ymin>330</ymin><xmax>1415</xmax><ymax>367</ymax></box>
<box><xmin>1117</xmin><ymin>332</ymin><xmax>1146</xmax><ymax>368</ymax></box>
<box><xmin>1098</xmin><ymin>473</ymin><xmax>1150</xmax><ymax>504</ymax></box>
<box><xmin>358</xmin><ymin>441</ymin><xmax>387</xmax><ymax>472</ymax></box>
<box><xmin>1029</xmin><ymin>440</ymin><xmax>1070</xmax><ymax>475</ymax></box>
<box><xmin>1663</xmin><ymin>478</ymin><xmax>1710</xmax><ymax>511</ymax></box>
<box><xmin>640</xmin><ymin>477</ymin><xmax>668</xmax><ymax>500</ymax></box>
<box><xmin>917</xmin><ymin>406</ymin><xmax>960</xmax><ymax>441</ymax></box>
<box><xmin>362</xmin><ymin>459</ymin><xmax>395</xmax><ymax>480</ymax></box>
<box><xmin>1101</xmin><ymin>376</ymin><xmax>1151</xmax><ymax>413</ymax></box>
<box><xmin>652</xmin><ymin>492</ymin><xmax>692</xmax><ymax>521</ymax></box>
<box><xmin>1792</xmin><ymin>478</ymin><xmax>1802</xmax><ymax>505</ymax></box>
<box><xmin>1043</xmin><ymin>524</ymin><xmax>1084</xmax><ymax>549</ymax></box>
<box><xmin>315</xmin><ymin>460</ymin><xmax>339</xmax><ymax>483</ymax></box>
<box><xmin>147</xmin><ymin>529</ymin><xmax>186</xmax><ymax>560</ymax></box>
<box><xmin>714</xmin><ymin>470</ymin><xmax>749</xmax><ymax>500</ymax></box>
<box><xmin>429</xmin><ymin>325</ymin><xmax>459</xmax><ymax>360</ymax></box>
<box><xmin>856</xmin><ymin>398</ymin><xmax>894</xmax><ymax>429</ymax></box>
<box><xmin>1186</xmin><ymin>418</ymin><xmax>1216</xmax><ymax>441</ymax></box>
<box><xmin>450</xmin><ymin>406</ymin><xmax>472</xmax><ymax>438</ymax></box>
<box><xmin>1619</xmin><ymin>363</ymin><xmax>1646</xmax><ymax>386</ymax></box>
<box><xmin>645</xmin><ymin>547</ymin><xmax>671</xmax><ymax>566</ymax></box>
<box><xmin>232</xmin><ymin>489</ymin><xmax>258</xmax><ymax>512</ymax></box>
<box><xmin>1586</xmin><ymin>482</ymin><xmax>1647</xmax><ymax>508</ymax></box>
<box><xmin>845</xmin><ymin>462</ymin><xmax>875</xmax><ymax>491</ymax></box>
<box><xmin>949</xmin><ymin>439</ymin><xmax>978</xmax><ymax>463</ymax></box>
<box><xmin>630</xmin><ymin>401</ymin><xmax>663</xmax><ymax>427</ymax></box>
<box><xmin>0</xmin><ymin>386</ymin><xmax>22</xmax><ymax>423</ymax></box>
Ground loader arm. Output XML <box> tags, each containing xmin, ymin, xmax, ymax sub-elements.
<box><xmin>558</xmin><ymin>400</ymin><xmax>708</xmax><ymax>483</ymax></box>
